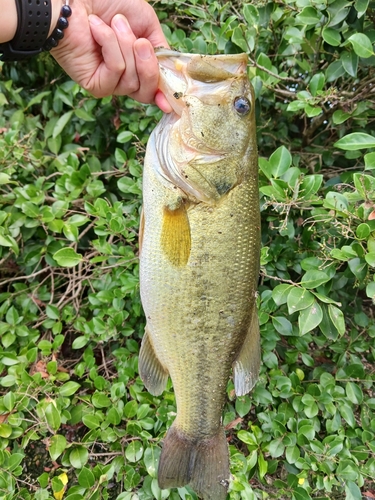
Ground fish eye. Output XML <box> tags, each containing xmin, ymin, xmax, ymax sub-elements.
<box><xmin>234</xmin><ymin>96</ymin><xmax>251</xmax><ymax>116</ymax></box>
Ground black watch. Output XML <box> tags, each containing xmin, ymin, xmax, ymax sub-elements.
<box><xmin>0</xmin><ymin>0</ymin><xmax>52</xmax><ymax>61</ymax></box>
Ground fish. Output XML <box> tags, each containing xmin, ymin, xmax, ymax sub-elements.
<box><xmin>138</xmin><ymin>49</ymin><xmax>260</xmax><ymax>500</ymax></box>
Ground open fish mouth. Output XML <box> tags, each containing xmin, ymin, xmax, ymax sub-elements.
<box><xmin>155</xmin><ymin>49</ymin><xmax>248</xmax><ymax>116</ymax></box>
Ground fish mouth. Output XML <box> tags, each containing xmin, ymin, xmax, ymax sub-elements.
<box><xmin>156</xmin><ymin>49</ymin><xmax>248</xmax><ymax>116</ymax></box>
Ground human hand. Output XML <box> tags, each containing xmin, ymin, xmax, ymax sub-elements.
<box><xmin>51</xmin><ymin>0</ymin><xmax>172</xmax><ymax>110</ymax></box>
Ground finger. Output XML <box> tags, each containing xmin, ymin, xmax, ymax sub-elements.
<box><xmin>111</xmin><ymin>14</ymin><xmax>140</xmax><ymax>96</ymax></box>
<box><xmin>88</xmin><ymin>15</ymin><xmax>126</xmax><ymax>97</ymax></box>
<box><xmin>124</xmin><ymin>38</ymin><xmax>160</xmax><ymax>104</ymax></box>
<box><xmin>155</xmin><ymin>90</ymin><xmax>173</xmax><ymax>113</ymax></box>
<box><xmin>128</xmin><ymin>2</ymin><xmax>169</xmax><ymax>50</ymax></box>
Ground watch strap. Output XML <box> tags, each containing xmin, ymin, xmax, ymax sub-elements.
<box><xmin>0</xmin><ymin>0</ymin><xmax>52</xmax><ymax>61</ymax></box>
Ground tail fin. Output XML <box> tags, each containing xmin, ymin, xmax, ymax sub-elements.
<box><xmin>158</xmin><ymin>425</ymin><xmax>229</xmax><ymax>500</ymax></box>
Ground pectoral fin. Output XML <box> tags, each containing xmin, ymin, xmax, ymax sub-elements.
<box><xmin>233</xmin><ymin>308</ymin><xmax>261</xmax><ymax>396</ymax></box>
<box><xmin>161</xmin><ymin>203</ymin><xmax>191</xmax><ymax>267</ymax></box>
<box><xmin>139</xmin><ymin>326</ymin><xmax>169</xmax><ymax>396</ymax></box>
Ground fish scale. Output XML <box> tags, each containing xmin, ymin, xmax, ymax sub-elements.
<box><xmin>139</xmin><ymin>50</ymin><xmax>260</xmax><ymax>500</ymax></box>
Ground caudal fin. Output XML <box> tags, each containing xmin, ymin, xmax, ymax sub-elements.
<box><xmin>158</xmin><ymin>425</ymin><xmax>229</xmax><ymax>500</ymax></box>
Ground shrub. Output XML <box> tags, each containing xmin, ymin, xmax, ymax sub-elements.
<box><xmin>0</xmin><ymin>1</ymin><xmax>374</xmax><ymax>499</ymax></box>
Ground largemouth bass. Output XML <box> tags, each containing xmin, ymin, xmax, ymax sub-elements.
<box><xmin>139</xmin><ymin>49</ymin><xmax>260</xmax><ymax>500</ymax></box>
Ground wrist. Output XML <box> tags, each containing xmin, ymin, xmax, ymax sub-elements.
<box><xmin>49</xmin><ymin>0</ymin><xmax>63</xmax><ymax>37</ymax></box>
<box><xmin>0</xmin><ymin>0</ymin><xmax>63</xmax><ymax>44</ymax></box>
<box><xmin>0</xmin><ymin>0</ymin><xmax>18</xmax><ymax>43</ymax></box>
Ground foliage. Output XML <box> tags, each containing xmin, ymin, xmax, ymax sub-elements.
<box><xmin>0</xmin><ymin>1</ymin><xmax>375</xmax><ymax>499</ymax></box>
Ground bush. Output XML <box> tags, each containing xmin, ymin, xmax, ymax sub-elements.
<box><xmin>0</xmin><ymin>1</ymin><xmax>374</xmax><ymax>499</ymax></box>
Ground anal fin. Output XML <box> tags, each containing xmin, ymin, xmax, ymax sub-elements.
<box><xmin>233</xmin><ymin>307</ymin><xmax>261</xmax><ymax>396</ymax></box>
<box><xmin>138</xmin><ymin>326</ymin><xmax>169</xmax><ymax>396</ymax></box>
<box><xmin>161</xmin><ymin>203</ymin><xmax>191</xmax><ymax>267</ymax></box>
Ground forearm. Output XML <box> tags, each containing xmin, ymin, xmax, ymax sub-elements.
<box><xmin>0</xmin><ymin>0</ymin><xmax>61</xmax><ymax>43</ymax></box>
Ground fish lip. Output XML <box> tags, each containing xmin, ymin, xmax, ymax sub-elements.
<box><xmin>156</xmin><ymin>50</ymin><xmax>249</xmax><ymax>116</ymax></box>
<box><xmin>155</xmin><ymin>48</ymin><xmax>182</xmax><ymax>59</ymax></box>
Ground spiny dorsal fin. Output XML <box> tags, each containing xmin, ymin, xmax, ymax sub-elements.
<box><xmin>161</xmin><ymin>203</ymin><xmax>191</xmax><ymax>267</ymax></box>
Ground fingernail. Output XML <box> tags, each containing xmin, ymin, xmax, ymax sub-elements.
<box><xmin>135</xmin><ymin>41</ymin><xmax>152</xmax><ymax>60</ymax></box>
<box><xmin>89</xmin><ymin>14</ymin><xmax>102</xmax><ymax>26</ymax></box>
<box><xmin>113</xmin><ymin>14</ymin><xmax>130</xmax><ymax>33</ymax></box>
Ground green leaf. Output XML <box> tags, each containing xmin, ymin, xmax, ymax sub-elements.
<box><xmin>6</xmin><ymin>306</ymin><xmax>20</xmax><ymax>326</ymax></box>
<box><xmin>346</xmin><ymin>382</ymin><xmax>363</xmax><ymax>405</ymax></box>
<box><xmin>46</xmin><ymin>305</ymin><xmax>60</xmax><ymax>320</ymax></box>
<box><xmin>258</xmin><ymin>451</ymin><xmax>268</xmax><ymax>479</ymax></box>
<box><xmin>0</xmin><ymin>173</ymin><xmax>11</xmax><ymax>184</ymax></box>
<box><xmin>298</xmin><ymin>301</ymin><xmax>323</xmax><ymax>335</ymax></box>
<box><xmin>332</xmin><ymin>109</ymin><xmax>351</xmax><ymax>125</ymax></box>
<box><xmin>322</xmin><ymin>27</ymin><xmax>341</xmax><ymax>46</ymax></box>
<box><xmin>354</xmin><ymin>0</ymin><xmax>369</xmax><ymax>17</ymax></box>
<box><xmin>328</xmin><ymin>305</ymin><xmax>345</xmax><ymax>335</ymax></box>
<box><xmin>26</xmin><ymin>91</ymin><xmax>51</xmax><ymax>109</ymax></box>
<box><xmin>125</xmin><ymin>441</ymin><xmax>144</xmax><ymax>462</ymax></box>
<box><xmin>72</xmin><ymin>336</ymin><xmax>89</xmax><ymax>349</ymax></box>
<box><xmin>243</xmin><ymin>4</ymin><xmax>259</xmax><ymax>25</ymax></box>
<box><xmin>7</xmin><ymin>453</ymin><xmax>24</xmax><ymax>471</ymax></box>
<box><xmin>301</xmin><ymin>270</ymin><xmax>330</xmax><ymax>289</ymax></box>
<box><xmin>341</xmin><ymin>51</ymin><xmax>358</xmax><ymax>77</ymax></box>
<box><xmin>143</xmin><ymin>446</ymin><xmax>161</xmax><ymax>479</ymax></box>
<box><xmin>78</xmin><ymin>466</ymin><xmax>96</xmax><ymax>488</ymax></box>
<box><xmin>273</xmin><ymin>316</ymin><xmax>293</xmax><ymax>336</ymax></box>
<box><xmin>325</xmin><ymin>60</ymin><xmax>345</xmax><ymax>82</ymax></box>
<box><xmin>268</xmin><ymin>438</ymin><xmax>285</xmax><ymax>458</ymax></box>
<box><xmin>117</xmin><ymin>131</ymin><xmax>134</xmax><ymax>143</ymax></box>
<box><xmin>82</xmin><ymin>413</ymin><xmax>101</xmax><ymax>429</ymax></box>
<box><xmin>335</xmin><ymin>132</ymin><xmax>375</xmax><ymax>150</ymax></box>
<box><xmin>0</xmin><ymin>424</ymin><xmax>12</xmax><ymax>437</ymax></box>
<box><xmin>366</xmin><ymin>281</ymin><xmax>375</xmax><ymax>300</ymax></box>
<box><xmin>272</xmin><ymin>284</ymin><xmax>292</xmax><ymax>306</ymax></box>
<box><xmin>107</xmin><ymin>407</ymin><xmax>122</xmax><ymax>425</ymax></box>
<box><xmin>92</xmin><ymin>392</ymin><xmax>111</xmax><ymax>408</ymax></box>
<box><xmin>59</xmin><ymin>381</ymin><xmax>81</xmax><ymax>396</ymax></box>
<box><xmin>286</xmin><ymin>445</ymin><xmax>300</xmax><ymax>464</ymax></box>
<box><xmin>69</xmin><ymin>446</ymin><xmax>89</xmax><ymax>468</ymax></box>
<box><xmin>296</xmin><ymin>7</ymin><xmax>320</xmax><ymax>25</ymax></box>
<box><xmin>124</xmin><ymin>400</ymin><xmax>138</xmax><ymax>418</ymax></box>
<box><xmin>292</xmin><ymin>487</ymin><xmax>312</xmax><ymax>500</ymax></box>
<box><xmin>45</xmin><ymin>402</ymin><xmax>61</xmax><ymax>431</ymax></box>
<box><xmin>364</xmin><ymin>152</ymin><xmax>375</xmax><ymax>170</ymax></box>
<box><xmin>53</xmin><ymin>111</ymin><xmax>74</xmax><ymax>138</ymax></box>
<box><xmin>3</xmin><ymin>391</ymin><xmax>15</xmax><ymax>411</ymax></box>
<box><xmin>356</xmin><ymin>223</ymin><xmax>370</xmax><ymax>239</ymax></box>
<box><xmin>235</xmin><ymin>395</ymin><xmax>252</xmax><ymax>417</ymax></box>
<box><xmin>75</xmin><ymin>108</ymin><xmax>96</xmax><ymax>122</ymax></box>
<box><xmin>287</xmin><ymin>287</ymin><xmax>314</xmax><ymax>314</ymax></box>
<box><xmin>348</xmin><ymin>33</ymin><xmax>374</xmax><ymax>59</ymax></box>
<box><xmin>345</xmin><ymin>480</ymin><xmax>362</xmax><ymax>500</ymax></box>
<box><xmin>232</xmin><ymin>27</ymin><xmax>248</xmax><ymax>52</ymax></box>
<box><xmin>309</xmin><ymin>73</ymin><xmax>325</xmax><ymax>97</ymax></box>
<box><xmin>340</xmin><ymin>404</ymin><xmax>356</xmax><ymax>427</ymax></box>
<box><xmin>53</xmin><ymin>248</ymin><xmax>83</xmax><ymax>267</ymax></box>
<box><xmin>324</xmin><ymin>192</ymin><xmax>349</xmax><ymax>212</ymax></box>
<box><xmin>49</xmin><ymin>434</ymin><xmax>67</xmax><ymax>461</ymax></box>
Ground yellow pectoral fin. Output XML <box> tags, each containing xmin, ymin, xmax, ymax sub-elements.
<box><xmin>161</xmin><ymin>204</ymin><xmax>191</xmax><ymax>267</ymax></box>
